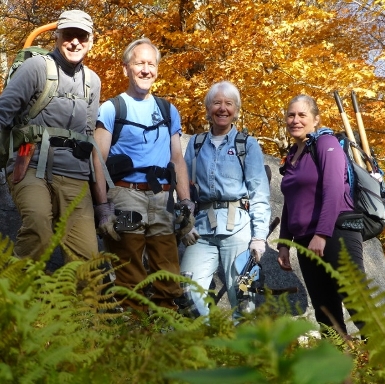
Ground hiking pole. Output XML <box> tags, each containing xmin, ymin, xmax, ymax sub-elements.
<box><xmin>333</xmin><ymin>91</ymin><xmax>365</xmax><ymax>168</ymax></box>
<box><xmin>351</xmin><ymin>91</ymin><xmax>372</xmax><ymax>172</ymax></box>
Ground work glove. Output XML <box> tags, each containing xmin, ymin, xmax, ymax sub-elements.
<box><xmin>179</xmin><ymin>198</ymin><xmax>196</xmax><ymax>215</ymax></box>
<box><xmin>175</xmin><ymin>211</ymin><xmax>195</xmax><ymax>239</ymax></box>
<box><xmin>95</xmin><ymin>202</ymin><xmax>120</xmax><ymax>241</ymax></box>
<box><xmin>249</xmin><ymin>239</ymin><xmax>266</xmax><ymax>263</ymax></box>
<box><xmin>182</xmin><ymin>227</ymin><xmax>200</xmax><ymax>247</ymax></box>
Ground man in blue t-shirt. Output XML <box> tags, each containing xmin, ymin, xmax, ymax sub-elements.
<box><xmin>92</xmin><ymin>38</ymin><xmax>193</xmax><ymax>312</ymax></box>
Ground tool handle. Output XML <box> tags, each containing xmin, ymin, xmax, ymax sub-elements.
<box><xmin>333</xmin><ymin>91</ymin><xmax>365</xmax><ymax>168</ymax></box>
<box><xmin>351</xmin><ymin>91</ymin><xmax>372</xmax><ymax>171</ymax></box>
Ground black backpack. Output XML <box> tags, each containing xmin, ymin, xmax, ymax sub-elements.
<box><xmin>109</xmin><ymin>95</ymin><xmax>171</xmax><ymax>146</ymax></box>
<box><xmin>105</xmin><ymin>95</ymin><xmax>176</xmax><ymax>201</ymax></box>
<box><xmin>280</xmin><ymin>127</ymin><xmax>385</xmax><ymax>241</ymax></box>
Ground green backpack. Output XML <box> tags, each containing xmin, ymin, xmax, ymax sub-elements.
<box><xmin>0</xmin><ymin>46</ymin><xmax>91</xmax><ymax>169</ymax></box>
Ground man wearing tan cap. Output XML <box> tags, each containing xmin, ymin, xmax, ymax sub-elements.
<box><xmin>0</xmin><ymin>10</ymin><xmax>101</xmax><ymax>265</ymax></box>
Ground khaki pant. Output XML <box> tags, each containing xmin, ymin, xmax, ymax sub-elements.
<box><xmin>105</xmin><ymin>186</ymin><xmax>182</xmax><ymax>311</ymax></box>
<box><xmin>8</xmin><ymin>168</ymin><xmax>98</xmax><ymax>262</ymax></box>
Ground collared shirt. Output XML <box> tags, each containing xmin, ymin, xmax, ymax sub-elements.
<box><xmin>184</xmin><ymin>126</ymin><xmax>271</xmax><ymax>239</ymax></box>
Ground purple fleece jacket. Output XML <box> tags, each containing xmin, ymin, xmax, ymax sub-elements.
<box><xmin>279</xmin><ymin>134</ymin><xmax>354</xmax><ymax>241</ymax></box>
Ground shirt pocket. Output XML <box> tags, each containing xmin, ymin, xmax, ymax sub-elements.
<box><xmin>218</xmin><ymin>150</ymin><xmax>242</xmax><ymax>180</ymax></box>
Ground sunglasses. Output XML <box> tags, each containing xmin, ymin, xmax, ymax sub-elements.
<box><xmin>60</xmin><ymin>30</ymin><xmax>90</xmax><ymax>43</ymax></box>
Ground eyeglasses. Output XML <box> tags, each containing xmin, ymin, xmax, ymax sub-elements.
<box><xmin>60</xmin><ymin>30</ymin><xmax>90</xmax><ymax>43</ymax></box>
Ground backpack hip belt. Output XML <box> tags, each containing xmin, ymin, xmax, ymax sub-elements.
<box><xmin>199</xmin><ymin>200</ymin><xmax>246</xmax><ymax>231</ymax></box>
<box><xmin>9</xmin><ymin>124</ymin><xmax>113</xmax><ymax>188</ymax></box>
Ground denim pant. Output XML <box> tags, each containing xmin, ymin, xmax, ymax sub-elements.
<box><xmin>180</xmin><ymin>223</ymin><xmax>251</xmax><ymax>317</ymax></box>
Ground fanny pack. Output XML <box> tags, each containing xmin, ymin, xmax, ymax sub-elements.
<box><xmin>49</xmin><ymin>137</ymin><xmax>93</xmax><ymax>160</ymax></box>
<box><xmin>106</xmin><ymin>154</ymin><xmax>134</xmax><ymax>183</ymax></box>
<box><xmin>335</xmin><ymin>211</ymin><xmax>364</xmax><ymax>231</ymax></box>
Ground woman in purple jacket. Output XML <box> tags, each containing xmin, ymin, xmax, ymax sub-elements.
<box><xmin>277</xmin><ymin>94</ymin><xmax>364</xmax><ymax>338</ymax></box>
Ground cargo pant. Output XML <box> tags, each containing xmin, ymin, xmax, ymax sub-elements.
<box><xmin>7</xmin><ymin>168</ymin><xmax>98</xmax><ymax>262</ymax></box>
<box><xmin>104</xmin><ymin>185</ymin><xmax>182</xmax><ymax>311</ymax></box>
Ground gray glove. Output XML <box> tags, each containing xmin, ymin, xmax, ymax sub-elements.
<box><xmin>179</xmin><ymin>199</ymin><xmax>196</xmax><ymax>214</ymax></box>
<box><xmin>182</xmin><ymin>227</ymin><xmax>200</xmax><ymax>247</ymax></box>
<box><xmin>95</xmin><ymin>202</ymin><xmax>120</xmax><ymax>241</ymax></box>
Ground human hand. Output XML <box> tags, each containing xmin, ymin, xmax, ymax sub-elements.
<box><xmin>277</xmin><ymin>247</ymin><xmax>292</xmax><ymax>271</ymax></box>
<box><xmin>94</xmin><ymin>202</ymin><xmax>120</xmax><ymax>241</ymax></box>
<box><xmin>308</xmin><ymin>234</ymin><xmax>326</xmax><ymax>257</ymax></box>
<box><xmin>182</xmin><ymin>227</ymin><xmax>200</xmax><ymax>247</ymax></box>
<box><xmin>249</xmin><ymin>239</ymin><xmax>266</xmax><ymax>262</ymax></box>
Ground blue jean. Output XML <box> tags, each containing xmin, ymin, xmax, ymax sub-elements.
<box><xmin>180</xmin><ymin>223</ymin><xmax>251</xmax><ymax>317</ymax></box>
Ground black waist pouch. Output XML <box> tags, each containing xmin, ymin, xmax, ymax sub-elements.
<box><xmin>106</xmin><ymin>154</ymin><xmax>134</xmax><ymax>183</ymax></box>
<box><xmin>72</xmin><ymin>140</ymin><xmax>93</xmax><ymax>160</ymax></box>
<box><xmin>335</xmin><ymin>211</ymin><xmax>364</xmax><ymax>232</ymax></box>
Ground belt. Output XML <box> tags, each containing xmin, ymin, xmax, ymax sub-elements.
<box><xmin>115</xmin><ymin>180</ymin><xmax>171</xmax><ymax>191</ymax></box>
<box><xmin>199</xmin><ymin>200</ymin><xmax>244</xmax><ymax>231</ymax></box>
<box><xmin>199</xmin><ymin>201</ymin><xmax>243</xmax><ymax>210</ymax></box>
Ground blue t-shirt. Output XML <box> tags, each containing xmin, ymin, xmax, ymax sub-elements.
<box><xmin>98</xmin><ymin>93</ymin><xmax>181</xmax><ymax>183</ymax></box>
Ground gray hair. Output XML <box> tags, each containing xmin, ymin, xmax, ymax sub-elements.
<box><xmin>122</xmin><ymin>38</ymin><xmax>161</xmax><ymax>65</ymax></box>
<box><xmin>286</xmin><ymin>94</ymin><xmax>320</xmax><ymax>121</ymax></box>
<box><xmin>204</xmin><ymin>81</ymin><xmax>241</xmax><ymax>121</ymax></box>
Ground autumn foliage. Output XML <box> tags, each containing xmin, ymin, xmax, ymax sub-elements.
<box><xmin>0</xmin><ymin>0</ymin><xmax>385</xmax><ymax>160</ymax></box>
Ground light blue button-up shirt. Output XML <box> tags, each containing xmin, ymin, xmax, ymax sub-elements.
<box><xmin>185</xmin><ymin>126</ymin><xmax>271</xmax><ymax>239</ymax></box>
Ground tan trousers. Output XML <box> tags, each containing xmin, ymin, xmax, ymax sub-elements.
<box><xmin>8</xmin><ymin>168</ymin><xmax>98</xmax><ymax>262</ymax></box>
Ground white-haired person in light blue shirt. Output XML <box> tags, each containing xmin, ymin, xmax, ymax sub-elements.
<box><xmin>180</xmin><ymin>80</ymin><xmax>271</xmax><ymax>320</ymax></box>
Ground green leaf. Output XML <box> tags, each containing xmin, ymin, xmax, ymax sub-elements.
<box><xmin>167</xmin><ymin>367</ymin><xmax>268</xmax><ymax>384</ymax></box>
<box><xmin>292</xmin><ymin>340</ymin><xmax>353</xmax><ymax>384</ymax></box>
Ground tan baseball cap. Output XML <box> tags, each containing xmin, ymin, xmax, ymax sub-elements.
<box><xmin>57</xmin><ymin>10</ymin><xmax>93</xmax><ymax>34</ymax></box>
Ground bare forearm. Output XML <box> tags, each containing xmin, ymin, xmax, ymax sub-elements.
<box><xmin>174</xmin><ymin>156</ymin><xmax>190</xmax><ymax>201</ymax></box>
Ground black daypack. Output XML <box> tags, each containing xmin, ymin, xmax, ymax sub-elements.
<box><xmin>109</xmin><ymin>94</ymin><xmax>171</xmax><ymax>146</ymax></box>
<box><xmin>191</xmin><ymin>131</ymin><xmax>272</xmax><ymax>206</ymax></box>
<box><xmin>280</xmin><ymin>127</ymin><xmax>385</xmax><ymax>241</ymax></box>
<box><xmin>106</xmin><ymin>95</ymin><xmax>176</xmax><ymax>210</ymax></box>
<box><xmin>193</xmin><ymin>131</ymin><xmax>249</xmax><ymax>179</ymax></box>
<box><xmin>105</xmin><ymin>94</ymin><xmax>172</xmax><ymax>182</ymax></box>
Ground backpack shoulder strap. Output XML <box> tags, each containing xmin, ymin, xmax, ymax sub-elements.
<box><xmin>110</xmin><ymin>95</ymin><xmax>127</xmax><ymax>147</ymax></box>
<box><xmin>192</xmin><ymin>132</ymin><xmax>208</xmax><ymax>184</ymax></box>
<box><xmin>26</xmin><ymin>55</ymin><xmax>58</xmax><ymax>122</ymax></box>
<box><xmin>234</xmin><ymin>131</ymin><xmax>248</xmax><ymax>178</ymax></box>
<box><xmin>154</xmin><ymin>96</ymin><xmax>171</xmax><ymax>134</ymax></box>
<box><xmin>110</xmin><ymin>95</ymin><xmax>171</xmax><ymax>147</ymax></box>
<box><xmin>83</xmin><ymin>65</ymin><xmax>92</xmax><ymax>104</ymax></box>
<box><xmin>193</xmin><ymin>132</ymin><xmax>208</xmax><ymax>157</ymax></box>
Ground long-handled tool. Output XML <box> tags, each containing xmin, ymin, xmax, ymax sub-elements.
<box><xmin>351</xmin><ymin>91</ymin><xmax>373</xmax><ymax>172</ymax></box>
<box><xmin>334</xmin><ymin>91</ymin><xmax>365</xmax><ymax>168</ymax></box>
